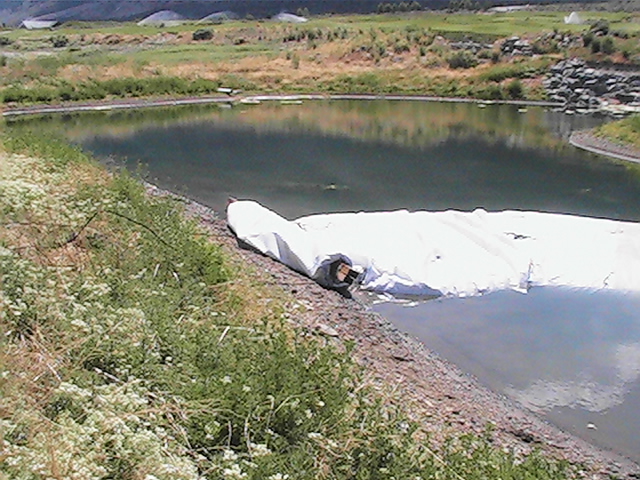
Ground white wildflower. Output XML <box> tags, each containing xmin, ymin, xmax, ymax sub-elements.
<box><xmin>268</xmin><ymin>474</ymin><xmax>289</xmax><ymax>480</ymax></box>
<box><xmin>70</xmin><ymin>318</ymin><xmax>89</xmax><ymax>330</ymax></box>
<box><xmin>307</xmin><ymin>432</ymin><xmax>322</xmax><ymax>439</ymax></box>
<box><xmin>132</xmin><ymin>268</ymin><xmax>148</xmax><ymax>279</ymax></box>
<box><xmin>249</xmin><ymin>442</ymin><xmax>271</xmax><ymax>457</ymax></box>
<box><xmin>222</xmin><ymin>463</ymin><xmax>246</xmax><ymax>479</ymax></box>
<box><xmin>57</xmin><ymin>382</ymin><xmax>92</xmax><ymax>399</ymax></box>
<box><xmin>221</xmin><ymin>375</ymin><xmax>232</xmax><ymax>384</ymax></box>
<box><xmin>223</xmin><ymin>449</ymin><xmax>238</xmax><ymax>462</ymax></box>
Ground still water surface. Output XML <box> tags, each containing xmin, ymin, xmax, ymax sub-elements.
<box><xmin>10</xmin><ymin>100</ymin><xmax>640</xmax><ymax>461</ymax></box>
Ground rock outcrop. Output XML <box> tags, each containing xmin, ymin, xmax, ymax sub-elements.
<box><xmin>501</xmin><ymin>36</ymin><xmax>533</xmax><ymax>57</ymax></box>
<box><xmin>544</xmin><ymin>58</ymin><xmax>640</xmax><ymax>113</ymax></box>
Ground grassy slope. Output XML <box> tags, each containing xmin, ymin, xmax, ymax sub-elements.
<box><xmin>0</xmin><ymin>11</ymin><xmax>639</xmax><ymax>105</ymax></box>
<box><xmin>0</xmin><ymin>130</ymin><xmax>574</xmax><ymax>479</ymax></box>
<box><xmin>594</xmin><ymin>115</ymin><xmax>640</xmax><ymax>149</ymax></box>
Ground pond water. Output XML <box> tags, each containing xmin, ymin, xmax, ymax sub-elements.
<box><xmin>9</xmin><ymin>99</ymin><xmax>640</xmax><ymax>462</ymax></box>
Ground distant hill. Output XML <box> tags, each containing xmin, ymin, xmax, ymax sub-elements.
<box><xmin>0</xmin><ymin>0</ymin><xmax>605</xmax><ymax>26</ymax></box>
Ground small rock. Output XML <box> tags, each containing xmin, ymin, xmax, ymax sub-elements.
<box><xmin>391</xmin><ymin>352</ymin><xmax>413</xmax><ymax>362</ymax></box>
<box><xmin>315</xmin><ymin>323</ymin><xmax>339</xmax><ymax>337</ymax></box>
<box><xmin>512</xmin><ymin>429</ymin><xmax>537</xmax><ymax>443</ymax></box>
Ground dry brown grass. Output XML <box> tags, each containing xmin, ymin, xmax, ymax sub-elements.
<box><xmin>35</xmin><ymin>28</ymin><xmax>484</xmax><ymax>92</ymax></box>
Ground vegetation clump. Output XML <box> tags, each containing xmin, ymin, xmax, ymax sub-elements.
<box><xmin>50</xmin><ymin>35</ymin><xmax>69</xmax><ymax>48</ymax></box>
<box><xmin>447</xmin><ymin>50</ymin><xmax>478</xmax><ymax>69</ymax></box>
<box><xmin>594</xmin><ymin>114</ymin><xmax>640</xmax><ymax>149</ymax></box>
<box><xmin>192</xmin><ymin>28</ymin><xmax>214</xmax><ymax>41</ymax></box>
<box><xmin>0</xmin><ymin>77</ymin><xmax>221</xmax><ymax>104</ymax></box>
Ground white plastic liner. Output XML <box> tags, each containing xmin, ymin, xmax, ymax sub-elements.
<box><xmin>227</xmin><ymin>200</ymin><xmax>640</xmax><ymax>297</ymax></box>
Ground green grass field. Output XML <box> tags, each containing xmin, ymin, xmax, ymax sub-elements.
<box><xmin>2</xmin><ymin>10</ymin><xmax>638</xmax><ymax>41</ymax></box>
<box><xmin>272</xmin><ymin>10</ymin><xmax>634</xmax><ymax>36</ymax></box>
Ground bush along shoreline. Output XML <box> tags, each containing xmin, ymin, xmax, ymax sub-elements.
<box><xmin>1</xmin><ymin>130</ymin><xmax>575</xmax><ymax>479</ymax></box>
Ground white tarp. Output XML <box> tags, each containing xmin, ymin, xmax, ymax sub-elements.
<box><xmin>227</xmin><ymin>200</ymin><xmax>640</xmax><ymax>298</ymax></box>
<box><xmin>564</xmin><ymin>12</ymin><xmax>583</xmax><ymax>25</ymax></box>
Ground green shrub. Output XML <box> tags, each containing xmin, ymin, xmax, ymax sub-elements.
<box><xmin>185</xmin><ymin>77</ymin><xmax>219</xmax><ymax>95</ymax></box>
<box><xmin>602</xmin><ymin>36</ymin><xmax>616</xmax><ymax>55</ymax></box>
<box><xmin>506</xmin><ymin>79</ymin><xmax>524</xmax><ymax>99</ymax></box>
<box><xmin>1</xmin><ymin>86</ymin><xmax>28</xmax><ymax>103</ymax></box>
<box><xmin>393</xmin><ymin>40</ymin><xmax>410</xmax><ymax>54</ymax></box>
<box><xmin>447</xmin><ymin>50</ymin><xmax>478</xmax><ymax>69</ymax></box>
<box><xmin>145</xmin><ymin>76</ymin><xmax>190</xmax><ymax>95</ymax></box>
<box><xmin>192</xmin><ymin>28</ymin><xmax>213</xmax><ymax>41</ymax></box>
<box><xmin>0</xmin><ymin>85</ymin><xmax>59</xmax><ymax>104</ymax></box>
<box><xmin>532</xmin><ymin>39</ymin><xmax>559</xmax><ymax>55</ymax></box>
<box><xmin>50</xmin><ymin>35</ymin><xmax>69</xmax><ymax>48</ymax></box>
<box><xmin>77</xmin><ymin>81</ymin><xmax>108</xmax><ymax>100</ymax></box>
<box><xmin>327</xmin><ymin>72</ymin><xmax>383</xmax><ymax>93</ymax></box>
<box><xmin>0</xmin><ymin>76</ymin><xmax>225</xmax><ymax>104</ymax></box>
<box><xmin>478</xmin><ymin>60</ymin><xmax>549</xmax><ymax>83</ymax></box>
<box><xmin>590</xmin><ymin>19</ymin><xmax>610</xmax><ymax>36</ymax></box>
<box><xmin>477</xmin><ymin>84</ymin><xmax>504</xmax><ymax>100</ymax></box>
<box><xmin>217</xmin><ymin>73</ymin><xmax>257</xmax><ymax>92</ymax></box>
<box><xmin>101</xmin><ymin>77</ymin><xmax>146</xmax><ymax>96</ymax></box>
<box><xmin>58</xmin><ymin>84</ymin><xmax>80</xmax><ymax>102</ymax></box>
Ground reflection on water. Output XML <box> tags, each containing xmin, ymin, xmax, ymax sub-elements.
<box><xmin>373</xmin><ymin>288</ymin><xmax>640</xmax><ymax>462</ymax></box>
<box><xmin>7</xmin><ymin>100</ymin><xmax>640</xmax><ymax>461</ymax></box>
<box><xmin>8</xmin><ymin>101</ymin><xmax>640</xmax><ymax>221</ymax></box>
<box><xmin>507</xmin><ymin>340</ymin><xmax>640</xmax><ymax>414</ymax></box>
<box><xmin>7</xmin><ymin>100</ymin><xmax>601</xmax><ymax>150</ymax></box>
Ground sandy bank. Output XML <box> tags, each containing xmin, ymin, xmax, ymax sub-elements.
<box><xmin>147</xmin><ymin>184</ymin><xmax>640</xmax><ymax>479</ymax></box>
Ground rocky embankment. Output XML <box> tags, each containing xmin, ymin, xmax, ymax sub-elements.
<box><xmin>545</xmin><ymin>58</ymin><xmax>640</xmax><ymax>113</ymax></box>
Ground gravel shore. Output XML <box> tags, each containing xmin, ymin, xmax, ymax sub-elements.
<box><xmin>570</xmin><ymin>130</ymin><xmax>640</xmax><ymax>164</ymax></box>
<box><xmin>147</xmin><ymin>184</ymin><xmax>640</xmax><ymax>479</ymax></box>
